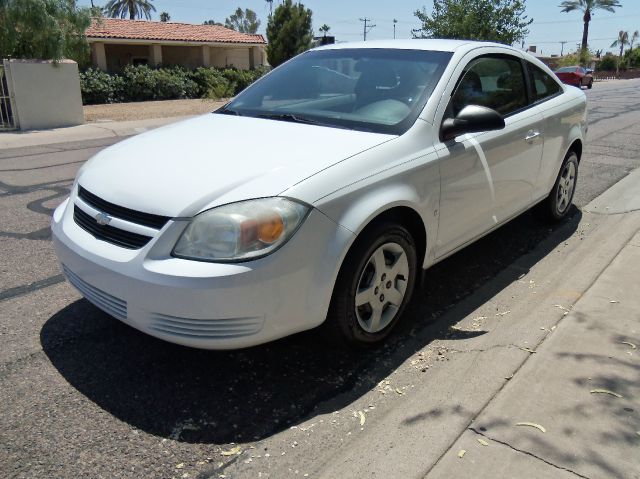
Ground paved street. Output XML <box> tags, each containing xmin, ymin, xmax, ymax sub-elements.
<box><xmin>1</xmin><ymin>80</ymin><xmax>640</xmax><ymax>479</ymax></box>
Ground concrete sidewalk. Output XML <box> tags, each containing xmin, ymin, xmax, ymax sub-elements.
<box><xmin>426</xmin><ymin>225</ymin><xmax>640</xmax><ymax>477</ymax></box>
<box><xmin>425</xmin><ymin>170</ymin><xmax>640</xmax><ymax>479</ymax></box>
<box><xmin>0</xmin><ymin>116</ymin><xmax>190</xmax><ymax>150</ymax></box>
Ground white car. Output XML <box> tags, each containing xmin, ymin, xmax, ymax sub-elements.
<box><xmin>52</xmin><ymin>40</ymin><xmax>587</xmax><ymax>349</ymax></box>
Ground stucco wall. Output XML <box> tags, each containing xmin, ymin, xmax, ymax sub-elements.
<box><xmin>210</xmin><ymin>47</ymin><xmax>251</xmax><ymax>69</ymax></box>
<box><xmin>4</xmin><ymin>59</ymin><xmax>83</xmax><ymax>130</ymax></box>
<box><xmin>162</xmin><ymin>46</ymin><xmax>202</xmax><ymax>69</ymax></box>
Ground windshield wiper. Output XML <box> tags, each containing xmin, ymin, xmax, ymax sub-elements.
<box><xmin>257</xmin><ymin>113</ymin><xmax>325</xmax><ymax>126</ymax></box>
<box><xmin>216</xmin><ymin>106</ymin><xmax>242</xmax><ymax>116</ymax></box>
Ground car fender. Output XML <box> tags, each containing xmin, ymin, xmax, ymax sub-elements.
<box><xmin>313</xmin><ymin>177</ymin><xmax>438</xmax><ymax>269</ymax></box>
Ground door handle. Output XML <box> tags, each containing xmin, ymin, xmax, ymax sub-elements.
<box><xmin>525</xmin><ymin>130</ymin><xmax>541</xmax><ymax>142</ymax></box>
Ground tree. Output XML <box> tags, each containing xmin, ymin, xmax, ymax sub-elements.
<box><xmin>266</xmin><ymin>0</ymin><xmax>313</xmax><ymax>67</ymax></box>
<box><xmin>611</xmin><ymin>30</ymin><xmax>629</xmax><ymax>57</ymax></box>
<box><xmin>560</xmin><ymin>0</ymin><xmax>622</xmax><ymax>51</ymax></box>
<box><xmin>610</xmin><ymin>30</ymin><xmax>629</xmax><ymax>75</ymax></box>
<box><xmin>89</xmin><ymin>0</ymin><xmax>104</xmax><ymax>17</ymax></box>
<box><xmin>203</xmin><ymin>19</ymin><xmax>223</xmax><ymax>26</ymax></box>
<box><xmin>159</xmin><ymin>11</ymin><xmax>169</xmax><ymax>22</ymax></box>
<box><xmin>104</xmin><ymin>0</ymin><xmax>156</xmax><ymax>20</ymax></box>
<box><xmin>0</xmin><ymin>0</ymin><xmax>91</xmax><ymax>62</ymax></box>
<box><xmin>319</xmin><ymin>24</ymin><xmax>330</xmax><ymax>37</ymax></box>
<box><xmin>629</xmin><ymin>30</ymin><xmax>639</xmax><ymax>51</ymax></box>
<box><xmin>414</xmin><ymin>0</ymin><xmax>533</xmax><ymax>45</ymax></box>
<box><xmin>224</xmin><ymin>7</ymin><xmax>260</xmax><ymax>34</ymax></box>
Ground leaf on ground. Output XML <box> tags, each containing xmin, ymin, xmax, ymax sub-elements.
<box><xmin>518</xmin><ymin>347</ymin><xmax>537</xmax><ymax>353</ymax></box>
<box><xmin>477</xmin><ymin>438</ymin><xmax>489</xmax><ymax>446</ymax></box>
<box><xmin>358</xmin><ymin>410</ymin><xmax>366</xmax><ymax>426</ymax></box>
<box><xmin>395</xmin><ymin>388</ymin><xmax>404</xmax><ymax>395</ymax></box>
<box><xmin>495</xmin><ymin>310</ymin><xmax>511</xmax><ymax>316</ymax></box>
<box><xmin>220</xmin><ymin>446</ymin><xmax>242</xmax><ymax>456</ymax></box>
<box><xmin>609</xmin><ymin>300</ymin><xmax>619</xmax><ymax>304</ymax></box>
<box><xmin>590</xmin><ymin>389</ymin><xmax>623</xmax><ymax>398</ymax></box>
<box><xmin>458</xmin><ymin>449</ymin><xmax>466</xmax><ymax>458</ymax></box>
<box><xmin>516</xmin><ymin>422</ymin><xmax>546</xmax><ymax>433</ymax></box>
<box><xmin>175</xmin><ymin>463</ymin><xmax>185</xmax><ymax>469</ymax></box>
<box><xmin>621</xmin><ymin>341</ymin><xmax>637</xmax><ymax>350</ymax></box>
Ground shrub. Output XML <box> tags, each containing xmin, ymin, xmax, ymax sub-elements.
<box><xmin>79</xmin><ymin>68</ymin><xmax>120</xmax><ymax>104</ymax></box>
<box><xmin>79</xmin><ymin>65</ymin><xmax>270</xmax><ymax>105</ymax></box>
<box><xmin>190</xmin><ymin>67</ymin><xmax>234</xmax><ymax>98</ymax></box>
<box><xmin>598</xmin><ymin>54</ymin><xmax>618</xmax><ymax>71</ymax></box>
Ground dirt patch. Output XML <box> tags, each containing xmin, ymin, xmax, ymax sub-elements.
<box><xmin>83</xmin><ymin>99</ymin><xmax>228</xmax><ymax>122</ymax></box>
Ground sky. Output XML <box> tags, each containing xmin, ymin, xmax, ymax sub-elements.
<box><xmin>79</xmin><ymin>0</ymin><xmax>640</xmax><ymax>56</ymax></box>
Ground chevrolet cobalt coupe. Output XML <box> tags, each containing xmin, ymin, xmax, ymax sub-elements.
<box><xmin>52</xmin><ymin>40</ymin><xmax>587</xmax><ymax>349</ymax></box>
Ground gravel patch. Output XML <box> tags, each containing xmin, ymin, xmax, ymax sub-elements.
<box><xmin>83</xmin><ymin>98</ymin><xmax>228</xmax><ymax>122</ymax></box>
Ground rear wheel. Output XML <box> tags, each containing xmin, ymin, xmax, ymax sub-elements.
<box><xmin>588</xmin><ymin>79</ymin><xmax>594</xmax><ymax>89</ymax></box>
<box><xmin>326</xmin><ymin>222</ymin><xmax>417</xmax><ymax>347</ymax></box>
<box><xmin>539</xmin><ymin>150</ymin><xmax>579</xmax><ymax>222</ymax></box>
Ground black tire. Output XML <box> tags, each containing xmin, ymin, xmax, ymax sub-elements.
<box><xmin>325</xmin><ymin>221</ymin><xmax>418</xmax><ymax>348</ymax></box>
<box><xmin>588</xmin><ymin>79</ymin><xmax>593</xmax><ymax>89</ymax></box>
<box><xmin>539</xmin><ymin>150</ymin><xmax>579</xmax><ymax>222</ymax></box>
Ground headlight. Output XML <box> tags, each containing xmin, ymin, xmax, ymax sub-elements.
<box><xmin>172</xmin><ymin>198</ymin><xmax>310</xmax><ymax>262</ymax></box>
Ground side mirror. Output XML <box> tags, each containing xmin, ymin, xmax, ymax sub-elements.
<box><xmin>440</xmin><ymin>105</ymin><xmax>505</xmax><ymax>142</ymax></box>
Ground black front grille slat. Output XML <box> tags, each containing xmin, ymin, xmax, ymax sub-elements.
<box><xmin>78</xmin><ymin>186</ymin><xmax>170</xmax><ymax>230</ymax></box>
<box><xmin>73</xmin><ymin>206</ymin><xmax>152</xmax><ymax>250</ymax></box>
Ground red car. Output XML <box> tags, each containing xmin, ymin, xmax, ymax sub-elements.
<box><xmin>555</xmin><ymin>66</ymin><xmax>594</xmax><ymax>89</ymax></box>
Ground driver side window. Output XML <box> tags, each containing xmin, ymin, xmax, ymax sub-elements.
<box><xmin>450</xmin><ymin>56</ymin><xmax>528</xmax><ymax>117</ymax></box>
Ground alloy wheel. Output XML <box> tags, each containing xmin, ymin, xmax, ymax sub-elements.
<box><xmin>354</xmin><ymin>242</ymin><xmax>409</xmax><ymax>333</ymax></box>
<box><xmin>557</xmin><ymin>160</ymin><xmax>576</xmax><ymax>214</ymax></box>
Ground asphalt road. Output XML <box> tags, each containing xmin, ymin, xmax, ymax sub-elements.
<box><xmin>1</xmin><ymin>80</ymin><xmax>640</xmax><ymax>478</ymax></box>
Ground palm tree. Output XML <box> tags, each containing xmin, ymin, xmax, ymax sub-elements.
<box><xmin>560</xmin><ymin>0</ymin><xmax>623</xmax><ymax>51</ymax></box>
<box><xmin>629</xmin><ymin>30</ymin><xmax>639</xmax><ymax>52</ymax></box>
<box><xmin>159</xmin><ymin>11</ymin><xmax>170</xmax><ymax>22</ymax></box>
<box><xmin>105</xmin><ymin>0</ymin><xmax>156</xmax><ymax>20</ymax></box>
<box><xmin>611</xmin><ymin>30</ymin><xmax>629</xmax><ymax>58</ymax></box>
<box><xmin>319</xmin><ymin>24</ymin><xmax>331</xmax><ymax>37</ymax></box>
<box><xmin>611</xmin><ymin>30</ymin><xmax>629</xmax><ymax>76</ymax></box>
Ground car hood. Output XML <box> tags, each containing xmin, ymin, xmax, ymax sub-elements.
<box><xmin>77</xmin><ymin>114</ymin><xmax>393</xmax><ymax>217</ymax></box>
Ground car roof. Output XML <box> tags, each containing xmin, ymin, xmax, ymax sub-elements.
<box><xmin>314</xmin><ymin>39</ymin><xmax>513</xmax><ymax>53</ymax></box>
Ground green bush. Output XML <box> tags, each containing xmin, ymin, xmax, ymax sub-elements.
<box><xmin>79</xmin><ymin>68</ymin><xmax>120</xmax><ymax>104</ymax></box>
<box><xmin>624</xmin><ymin>47</ymin><xmax>640</xmax><ymax>69</ymax></box>
<box><xmin>190</xmin><ymin>67</ymin><xmax>235</xmax><ymax>98</ymax></box>
<box><xmin>598</xmin><ymin>54</ymin><xmax>618</xmax><ymax>71</ymax></box>
<box><xmin>79</xmin><ymin>65</ymin><xmax>269</xmax><ymax>105</ymax></box>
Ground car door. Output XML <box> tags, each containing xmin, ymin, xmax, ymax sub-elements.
<box><xmin>434</xmin><ymin>53</ymin><xmax>544</xmax><ymax>258</ymax></box>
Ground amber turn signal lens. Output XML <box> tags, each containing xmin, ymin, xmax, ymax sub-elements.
<box><xmin>258</xmin><ymin>213</ymin><xmax>285</xmax><ymax>244</ymax></box>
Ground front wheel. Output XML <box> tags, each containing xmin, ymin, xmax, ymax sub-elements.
<box><xmin>326</xmin><ymin>222</ymin><xmax>418</xmax><ymax>347</ymax></box>
<box><xmin>539</xmin><ymin>151</ymin><xmax>579</xmax><ymax>222</ymax></box>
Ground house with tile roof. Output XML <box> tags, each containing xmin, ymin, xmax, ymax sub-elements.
<box><xmin>86</xmin><ymin>18</ymin><xmax>267</xmax><ymax>72</ymax></box>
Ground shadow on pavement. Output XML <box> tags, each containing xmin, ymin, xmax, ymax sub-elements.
<box><xmin>41</xmin><ymin>208</ymin><xmax>581</xmax><ymax>445</ymax></box>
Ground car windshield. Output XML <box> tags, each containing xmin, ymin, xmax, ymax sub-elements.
<box><xmin>220</xmin><ymin>48</ymin><xmax>453</xmax><ymax>135</ymax></box>
<box><xmin>556</xmin><ymin>67</ymin><xmax>578</xmax><ymax>73</ymax></box>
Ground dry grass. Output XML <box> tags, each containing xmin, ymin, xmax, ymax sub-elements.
<box><xmin>83</xmin><ymin>98</ymin><xmax>228</xmax><ymax>122</ymax></box>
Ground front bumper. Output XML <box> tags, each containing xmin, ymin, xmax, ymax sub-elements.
<box><xmin>51</xmin><ymin>196</ymin><xmax>354</xmax><ymax>349</ymax></box>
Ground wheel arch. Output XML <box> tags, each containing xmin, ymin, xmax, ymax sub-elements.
<box><xmin>568</xmin><ymin>138</ymin><xmax>583</xmax><ymax>163</ymax></box>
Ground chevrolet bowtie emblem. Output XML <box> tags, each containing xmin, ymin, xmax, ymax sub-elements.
<box><xmin>95</xmin><ymin>212</ymin><xmax>112</xmax><ymax>226</ymax></box>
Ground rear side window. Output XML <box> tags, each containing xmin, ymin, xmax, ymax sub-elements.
<box><xmin>451</xmin><ymin>55</ymin><xmax>527</xmax><ymax>117</ymax></box>
<box><xmin>528</xmin><ymin>63</ymin><xmax>562</xmax><ymax>102</ymax></box>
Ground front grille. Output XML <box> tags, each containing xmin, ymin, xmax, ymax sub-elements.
<box><xmin>74</xmin><ymin>206</ymin><xmax>152</xmax><ymax>249</ymax></box>
<box><xmin>78</xmin><ymin>186</ymin><xmax>170</xmax><ymax>229</ymax></box>
<box><xmin>149</xmin><ymin>313</ymin><xmax>264</xmax><ymax>339</ymax></box>
<box><xmin>63</xmin><ymin>265</ymin><xmax>127</xmax><ymax>321</ymax></box>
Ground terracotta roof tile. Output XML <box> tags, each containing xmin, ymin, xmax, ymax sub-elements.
<box><xmin>86</xmin><ymin>18</ymin><xmax>266</xmax><ymax>45</ymax></box>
